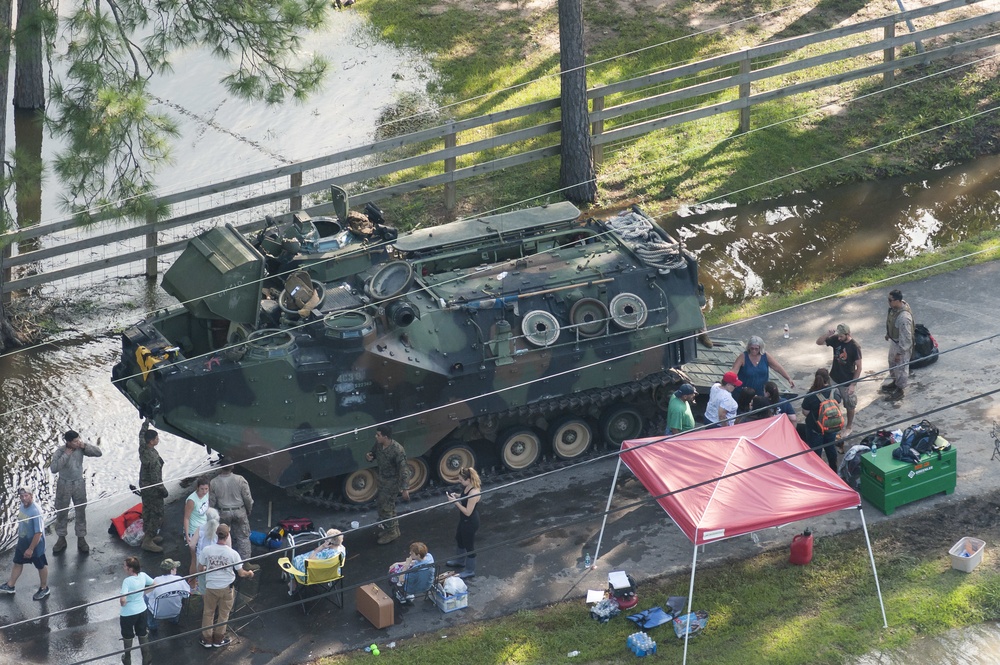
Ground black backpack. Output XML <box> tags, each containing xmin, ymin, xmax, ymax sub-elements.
<box><xmin>902</xmin><ymin>420</ymin><xmax>940</xmax><ymax>455</ymax></box>
<box><xmin>911</xmin><ymin>323</ymin><xmax>939</xmax><ymax>369</ymax></box>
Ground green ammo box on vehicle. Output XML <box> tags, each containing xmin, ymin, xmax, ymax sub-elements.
<box><xmin>859</xmin><ymin>442</ymin><xmax>956</xmax><ymax>515</ymax></box>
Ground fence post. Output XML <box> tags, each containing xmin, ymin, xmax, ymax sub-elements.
<box><xmin>444</xmin><ymin>129</ymin><xmax>457</xmax><ymax>215</ymax></box>
<box><xmin>290</xmin><ymin>171</ymin><xmax>303</xmax><ymax>211</ymax></box>
<box><xmin>1</xmin><ymin>243</ymin><xmax>9</xmax><ymax>305</ymax></box>
<box><xmin>591</xmin><ymin>94</ymin><xmax>605</xmax><ymax>168</ymax></box>
<box><xmin>883</xmin><ymin>24</ymin><xmax>896</xmax><ymax>88</ymax></box>
<box><xmin>739</xmin><ymin>51</ymin><xmax>751</xmax><ymax>134</ymax></box>
<box><xmin>145</xmin><ymin>211</ymin><xmax>158</xmax><ymax>280</ymax></box>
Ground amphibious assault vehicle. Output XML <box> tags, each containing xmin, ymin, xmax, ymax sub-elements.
<box><xmin>112</xmin><ymin>191</ymin><xmax>714</xmax><ymax>502</ymax></box>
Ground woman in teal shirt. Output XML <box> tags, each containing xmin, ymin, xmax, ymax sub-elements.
<box><xmin>120</xmin><ymin>556</ymin><xmax>154</xmax><ymax>665</ymax></box>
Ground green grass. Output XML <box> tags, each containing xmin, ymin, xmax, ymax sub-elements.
<box><xmin>355</xmin><ymin>0</ymin><xmax>1000</xmax><ymax>220</ymax></box>
<box><xmin>319</xmin><ymin>524</ymin><xmax>1000</xmax><ymax>664</ymax></box>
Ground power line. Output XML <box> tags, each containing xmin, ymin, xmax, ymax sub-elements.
<box><xmin>21</xmin><ymin>369</ymin><xmax>999</xmax><ymax>663</ymax></box>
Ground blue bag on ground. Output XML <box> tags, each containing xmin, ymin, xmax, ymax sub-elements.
<box><xmin>627</xmin><ymin>606</ymin><xmax>673</xmax><ymax>629</ymax></box>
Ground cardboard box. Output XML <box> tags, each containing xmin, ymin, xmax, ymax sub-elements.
<box><xmin>356</xmin><ymin>583</ymin><xmax>394</xmax><ymax>628</ymax></box>
<box><xmin>949</xmin><ymin>537</ymin><xmax>985</xmax><ymax>573</ymax></box>
<box><xmin>432</xmin><ymin>585</ymin><xmax>468</xmax><ymax>613</ymax></box>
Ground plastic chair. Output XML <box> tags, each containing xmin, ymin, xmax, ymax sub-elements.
<box><xmin>393</xmin><ymin>561</ymin><xmax>435</xmax><ymax>605</ymax></box>
<box><xmin>278</xmin><ymin>552</ymin><xmax>344</xmax><ymax>614</ymax></box>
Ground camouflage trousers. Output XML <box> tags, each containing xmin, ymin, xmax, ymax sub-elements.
<box><xmin>54</xmin><ymin>478</ymin><xmax>88</xmax><ymax>537</ymax></box>
<box><xmin>219</xmin><ymin>507</ymin><xmax>251</xmax><ymax>563</ymax></box>
<box><xmin>375</xmin><ymin>484</ymin><xmax>400</xmax><ymax>533</ymax></box>
<box><xmin>141</xmin><ymin>490</ymin><xmax>164</xmax><ymax>537</ymax></box>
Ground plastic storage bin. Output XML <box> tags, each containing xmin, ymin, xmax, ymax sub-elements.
<box><xmin>432</xmin><ymin>585</ymin><xmax>468</xmax><ymax>613</ymax></box>
<box><xmin>949</xmin><ymin>537</ymin><xmax>985</xmax><ymax>573</ymax></box>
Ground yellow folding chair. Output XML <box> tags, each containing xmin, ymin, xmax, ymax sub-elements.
<box><xmin>278</xmin><ymin>553</ymin><xmax>345</xmax><ymax>614</ymax></box>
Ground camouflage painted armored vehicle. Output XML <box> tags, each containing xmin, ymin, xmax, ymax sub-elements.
<box><xmin>112</xmin><ymin>192</ymin><xmax>711</xmax><ymax>502</ymax></box>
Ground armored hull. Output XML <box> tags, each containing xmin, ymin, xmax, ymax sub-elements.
<box><xmin>112</xmin><ymin>200</ymin><xmax>709</xmax><ymax>501</ymax></box>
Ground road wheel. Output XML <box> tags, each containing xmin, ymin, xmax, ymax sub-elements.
<box><xmin>404</xmin><ymin>457</ymin><xmax>430</xmax><ymax>493</ymax></box>
<box><xmin>498</xmin><ymin>428</ymin><xmax>542</xmax><ymax>471</ymax></box>
<box><xmin>341</xmin><ymin>469</ymin><xmax>378</xmax><ymax>504</ymax></box>
<box><xmin>549</xmin><ymin>417</ymin><xmax>594</xmax><ymax>460</ymax></box>
<box><xmin>436</xmin><ymin>443</ymin><xmax>476</xmax><ymax>484</ymax></box>
<box><xmin>599</xmin><ymin>405</ymin><xmax>644</xmax><ymax>448</ymax></box>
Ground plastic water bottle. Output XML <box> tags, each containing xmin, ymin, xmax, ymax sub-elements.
<box><xmin>870</xmin><ymin>441</ymin><xmax>877</xmax><ymax>458</ymax></box>
<box><xmin>584</xmin><ymin>552</ymin><xmax>591</xmax><ymax>567</ymax></box>
<box><xmin>783</xmin><ymin>324</ymin><xmax>790</xmax><ymax>338</ymax></box>
<box><xmin>567</xmin><ymin>650</ymin><xmax>581</xmax><ymax>658</ymax></box>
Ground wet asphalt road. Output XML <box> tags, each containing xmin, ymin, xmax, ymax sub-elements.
<box><xmin>2</xmin><ymin>260</ymin><xmax>1000</xmax><ymax>664</ymax></box>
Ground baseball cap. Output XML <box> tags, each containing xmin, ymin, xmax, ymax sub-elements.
<box><xmin>836</xmin><ymin>323</ymin><xmax>850</xmax><ymax>335</ymax></box>
<box><xmin>216</xmin><ymin>523</ymin><xmax>231</xmax><ymax>539</ymax></box>
<box><xmin>16</xmin><ymin>487</ymin><xmax>30</xmax><ymax>497</ymax></box>
<box><xmin>722</xmin><ymin>371</ymin><xmax>743</xmax><ymax>387</ymax></box>
<box><xmin>674</xmin><ymin>383</ymin><xmax>696</xmax><ymax>397</ymax></box>
<box><xmin>160</xmin><ymin>558</ymin><xmax>181</xmax><ymax>571</ymax></box>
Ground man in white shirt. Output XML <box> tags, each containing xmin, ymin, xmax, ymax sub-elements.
<box><xmin>704</xmin><ymin>371</ymin><xmax>742</xmax><ymax>427</ymax></box>
<box><xmin>197</xmin><ymin>524</ymin><xmax>254</xmax><ymax>648</ymax></box>
<box><xmin>145</xmin><ymin>558</ymin><xmax>190</xmax><ymax>631</ymax></box>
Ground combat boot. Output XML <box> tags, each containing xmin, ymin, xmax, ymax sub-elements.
<box><xmin>458</xmin><ymin>556</ymin><xmax>477</xmax><ymax>579</ymax></box>
<box><xmin>446</xmin><ymin>548</ymin><xmax>466</xmax><ymax>567</ymax></box>
<box><xmin>52</xmin><ymin>536</ymin><xmax>68</xmax><ymax>554</ymax></box>
<box><xmin>141</xmin><ymin>535</ymin><xmax>164</xmax><ymax>553</ymax></box>
<box><xmin>137</xmin><ymin>634</ymin><xmax>152</xmax><ymax>665</ymax></box>
<box><xmin>121</xmin><ymin>638</ymin><xmax>134</xmax><ymax>665</ymax></box>
<box><xmin>376</xmin><ymin>525</ymin><xmax>400</xmax><ymax>545</ymax></box>
<box><xmin>152</xmin><ymin>535</ymin><xmax>164</xmax><ymax>544</ymax></box>
<box><xmin>77</xmin><ymin>537</ymin><xmax>90</xmax><ymax>553</ymax></box>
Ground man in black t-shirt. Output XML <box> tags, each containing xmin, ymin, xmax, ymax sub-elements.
<box><xmin>815</xmin><ymin>323</ymin><xmax>863</xmax><ymax>435</ymax></box>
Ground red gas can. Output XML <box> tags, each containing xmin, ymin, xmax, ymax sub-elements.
<box><xmin>789</xmin><ymin>530</ymin><xmax>813</xmax><ymax>565</ymax></box>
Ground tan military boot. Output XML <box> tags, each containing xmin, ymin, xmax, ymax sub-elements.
<box><xmin>376</xmin><ymin>525</ymin><xmax>400</xmax><ymax>545</ymax></box>
<box><xmin>141</xmin><ymin>535</ymin><xmax>164</xmax><ymax>553</ymax></box>
<box><xmin>77</xmin><ymin>537</ymin><xmax>90</xmax><ymax>553</ymax></box>
<box><xmin>52</xmin><ymin>536</ymin><xmax>68</xmax><ymax>554</ymax></box>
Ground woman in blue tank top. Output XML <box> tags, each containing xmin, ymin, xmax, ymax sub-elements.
<box><xmin>731</xmin><ymin>336</ymin><xmax>795</xmax><ymax>396</ymax></box>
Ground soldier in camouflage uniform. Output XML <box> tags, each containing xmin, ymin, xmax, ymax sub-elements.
<box><xmin>366</xmin><ymin>424</ymin><xmax>409</xmax><ymax>545</ymax></box>
<box><xmin>139</xmin><ymin>419</ymin><xmax>168</xmax><ymax>553</ymax></box>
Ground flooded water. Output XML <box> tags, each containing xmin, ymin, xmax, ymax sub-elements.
<box><xmin>667</xmin><ymin>155</ymin><xmax>1000</xmax><ymax>307</ymax></box>
<box><xmin>0</xmin><ymin>8</ymin><xmax>434</xmax><ymax>546</ymax></box>
<box><xmin>852</xmin><ymin>621</ymin><xmax>1000</xmax><ymax>664</ymax></box>
<box><xmin>2</xmin><ymin>5</ymin><xmax>1000</xmax><ymax>561</ymax></box>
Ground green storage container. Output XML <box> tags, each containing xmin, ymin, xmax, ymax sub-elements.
<box><xmin>859</xmin><ymin>442</ymin><xmax>956</xmax><ymax>515</ymax></box>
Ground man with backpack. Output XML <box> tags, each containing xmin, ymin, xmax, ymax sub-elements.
<box><xmin>882</xmin><ymin>289</ymin><xmax>914</xmax><ymax>401</ymax></box>
<box><xmin>816</xmin><ymin>323</ymin><xmax>862</xmax><ymax>437</ymax></box>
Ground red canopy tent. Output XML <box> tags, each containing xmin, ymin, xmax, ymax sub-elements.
<box><xmin>593</xmin><ymin>415</ymin><xmax>886</xmax><ymax>663</ymax></box>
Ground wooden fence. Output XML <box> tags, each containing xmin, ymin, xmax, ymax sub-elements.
<box><xmin>2</xmin><ymin>0</ymin><xmax>998</xmax><ymax>296</ymax></box>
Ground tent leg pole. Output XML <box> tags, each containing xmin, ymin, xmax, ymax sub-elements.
<box><xmin>858</xmin><ymin>507</ymin><xmax>888</xmax><ymax>627</ymax></box>
<box><xmin>593</xmin><ymin>456</ymin><xmax>623</xmax><ymax>565</ymax></box>
<box><xmin>683</xmin><ymin>544</ymin><xmax>699</xmax><ymax>665</ymax></box>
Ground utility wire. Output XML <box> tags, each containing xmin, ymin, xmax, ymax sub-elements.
<box><xmin>3</xmin><ymin>228</ymin><xmax>998</xmax><ymax>535</ymax></box>
<box><xmin>24</xmin><ymin>369</ymin><xmax>1000</xmax><ymax>663</ymax></box>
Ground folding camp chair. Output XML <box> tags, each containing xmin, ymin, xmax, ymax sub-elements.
<box><xmin>146</xmin><ymin>587</ymin><xmax>190</xmax><ymax>630</ymax></box>
<box><xmin>231</xmin><ymin>566</ymin><xmax>264</xmax><ymax>633</ymax></box>
<box><xmin>992</xmin><ymin>421</ymin><xmax>1000</xmax><ymax>462</ymax></box>
<box><xmin>278</xmin><ymin>552</ymin><xmax>345</xmax><ymax>614</ymax></box>
<box><xmin>392</xmin><ymin>561</ymin><xmax>435</xmax><ymax>606</ymax></box>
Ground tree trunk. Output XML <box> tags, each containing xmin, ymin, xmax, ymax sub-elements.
<box><xmin>13</xmin><ymin>0</ymin><xmax>43</xmax><ymax>110</ymax></box>
<box><xmin>557</xmin><ymin>0</ymin><xmax>596</xmax><ymax>205</ymax></box>
<box><xmin>0</xmin><ymin>0</ymin><xmax>23</xmax><ymax>352</ymax></box>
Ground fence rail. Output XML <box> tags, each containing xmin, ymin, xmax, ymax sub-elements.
<box><xmin>2</xmin><ymin>0</ymin><xmax>997</xmax><ymax>295</ymax></box>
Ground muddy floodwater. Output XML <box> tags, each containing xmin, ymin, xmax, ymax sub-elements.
<box><xmin>667</xmin><ymin>155</ymin><xmax>1000</xmax><ymax>308</ymax></box>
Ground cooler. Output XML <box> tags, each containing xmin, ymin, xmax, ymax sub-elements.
<box><xmin>859</xmin><ymin>442</ymin><xmax>956</xmax><ymax>515</ymax></box>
